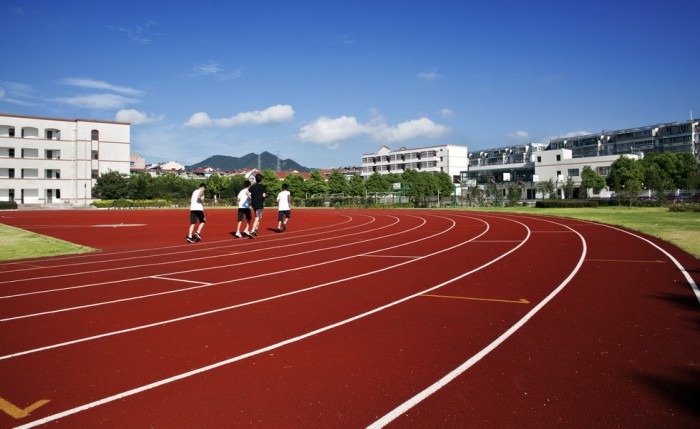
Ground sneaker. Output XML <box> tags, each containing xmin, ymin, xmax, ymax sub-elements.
<box><xmin>194</xmin><ymin>232</ymin><xmax>202</xmax><ymax>241</ymax></box>
<box><xmin>275</xmin><ymin>228</ymin><xmax>281</xmax><ymax>233</ymax></box>
<box><xmin>186</xmin><ymin>236</ymin><xmax>195</xmax><ymax>243</ymax></box>
<box><xmin>243</xmin><ymin>231</ymin><xmax>249</xmax><ymax>237</ymax></box>
<box><xmin>234</xmin><ymin>232</ymin><xmax>242</xmax><ymax>238</ymax></box>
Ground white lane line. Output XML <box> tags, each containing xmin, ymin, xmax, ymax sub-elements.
<box><xmin>368</xmin><ymin>215</ymin><xmax>585</xmax><ymax>428</ymax></box>
<box><xmin>14</xmin><ymin>214</ymin><xmax>527</xmax><ymax>429</ymax></box>
<box><xmin>149</xmin><ymin>276</ymin><xmax>213</xmax><ymax>286</ymax></box>
<box><xmin>0</xmin><ymin>215</ymin><xmax>416</xmax><ymax>320</ymax></box>
<box><xmin>0</xmin><ymin>213</ymin><xmax>363</xmax><ymax>275</ymax></box>
<box><xmin>579</xmin><ymin>219</ymin><xmax>700</xmax><ymax>304</ymax></box>
<box><xmin>0</xmin><ymin>214</ymin><xmax>444</xmax><ymax>354</ymax></box>
<box><xmin>0</xmin><ymin>214</ymin><xmax>391</xmax><ymax>294</ymax></box>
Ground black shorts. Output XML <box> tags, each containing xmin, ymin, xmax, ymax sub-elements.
<box><xmin>277</xmin><ymin>210</ymin><xmax>291</xmax><ymax>222</ymax></box>
<box><xmin>237</xmin><ymin>208</ymin><xmax>251</xmax><ymax>222</ymax></box>
<box><xmin>190</xmin><ymin>210</ymin><xmax>205</xmax><ymax>224</ymax></box>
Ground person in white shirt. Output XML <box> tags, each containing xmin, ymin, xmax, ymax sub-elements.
<box><xmin>235</xmin><ymin>180</ymin><xmax>253</xmax><ymax>238</ymax></box>
<box><xmin>187</xmin><ymin>183</ymin><xmax>206</xmax><ymax>243</ymax></box>
<box><xmin>276</xmin><ymin>183</ymin><xmax>292</xmax><ymax>233</ymax></box>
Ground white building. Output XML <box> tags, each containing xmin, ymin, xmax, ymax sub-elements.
<box><xmin>361</xmin><ymin>144</ymin><xmax>469</xmax><ymax>187</ymax></box>
<box><xmin>0</xmin><ymin>113</ymin><xmax>130</xmax><ymax>206</ymax></box>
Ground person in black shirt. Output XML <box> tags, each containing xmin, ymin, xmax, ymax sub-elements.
<box><xmin>249</xmin><ymin>173</ymin><xmax>266</xmax><ymax>237</ymax></box>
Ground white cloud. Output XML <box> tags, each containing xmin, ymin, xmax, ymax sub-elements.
<box><xmin>106</xmin><ymin>20</ymin><xmax>157</xmax><ymax>44</ymax></box>
<box><xmin>564</xmin><ymin>130</ymin><xmax>592</xmax><ymax>137</ymax></box>
<box><xmin>184</xmin><ymin>105</ymin><xmax>295</xmax><ymax>128</ymax></box>
<box><xmin>60</xmin><ymin>78</ymin><xmax>143</xmax><ymax>96</ymax></box>
<box><xmin>374</xmin><ymin>117</ymin><xmax>451</xmax><ymax>142</ymax></box>
<box><xmin>115</xmin><ymin>109</ymin><xmax>164</xmax><ymax>125</ymax></box>
<box><xmin>418</xmin><ymin>68</ymin><xmax>442</xmax><ymax>80</ymax></box>
<box><xmin>299</xmin><ymin>116</ymin><xmax>368</xmax><ymax>148</ymax></box>
<box><xmin>506</xmin><ymin>130</ymin><xmax>530</xmax><ymax>140</ymax></box>
<box><xmin>0</xmin><ymin>87</ymin><xmax>5</xmax><ymax>99</ymax></box>
<box><xmin>439</xmin><ymin>108</ymin><xmax>455</xmax><ymax>119</ymax></box>
<box><xmin>299</xmin><ymin>115</ymin><xmax>451</xmax><ymax>147</ymax></box>
<box><xmin>190</xmin><ymin>61</ymin><xmax>243</xmax><ymax>81</ymax></box>
<box><xmin>57</xmin><ymin>93</ymin><xmax>138</xmax><ymax>109</ymax></box>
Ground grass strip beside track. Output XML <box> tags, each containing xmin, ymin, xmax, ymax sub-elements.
<box><xmin>0</xmin><ymin>223</ymin><xmax>96</xmax><ymax>261</ymax></box>
<box><xmin>458</xmin><ymin>206</ymin><xmax>700</xmax><ymax>259</ymax></box>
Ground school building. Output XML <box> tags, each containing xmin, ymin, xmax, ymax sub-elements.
<box><xmin>0</xmin><ymin>113</ymin><xmax>131</xmax><ymax>206</ymax></box>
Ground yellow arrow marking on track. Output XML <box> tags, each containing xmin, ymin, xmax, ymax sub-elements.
<box><xmin>0</xmin><ymin>396</ymin><xmax>50</xmax><ymax>419</ymax></box>
<box><xmin>421</xmin><ymin>294</ymin><xmax>529</xmax><ymax>304</ymax></box>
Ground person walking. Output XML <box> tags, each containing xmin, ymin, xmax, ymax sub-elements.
<box><xmin>187</xmin><ymin>183</ymin><xmax>206</xmax><ymax>243</ymax></box>
<box><xmin>249</xmin><ymin>173</ymin><xmax>266</xmax><ymax>237</ymax></box>
<box><xmin>235</xmin><ymin>180</ymin><xmax>253</xmax><ymax>238</ymax></box>
<box><xmin>276</xmin><ymin>183</ymin><xmax>291</xmax><ymax>232</ymax></box>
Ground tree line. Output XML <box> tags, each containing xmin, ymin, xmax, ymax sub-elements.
<box><xmin>92</xmin><ymin>169</ymin><xmax>457</xmax><ymax>206</ymax></box>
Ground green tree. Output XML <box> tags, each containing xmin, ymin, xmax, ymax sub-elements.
<box><xmin>564</xmin><ymin>176</ymin><xmax>575</xmax><ymax>199</ymax></box>
<box><xmin>347</xmin><ymin>174</ymin><xmax>366</xmax><ymax>197</ymax></box>
<box><xmin>327</xmin><ymin>169</ymin><xmax>348</xmax><ymax>194</ymax></box>
<box><xmin>93</xmin><ymin>170</ymin><xmax>129</xmax><ymax>199</ymax></box>
<box><xmin>261</xmin><ymin>169</ymin><xmax>281</xmax><ymax>200</ymax></box>
<box><xmin>152</xmin><ymin>173</ymin><xmax>191</xmax><ymax>199</ymax></box>
<box><xmin>580</xmin><ymin>165</ymin><xmax>606</xmax><ymax>198</ymax></box>
<box><xmin>128</xmin><ymin>172</ymin><xmax>154</xmax><ymax>200</ymax></box>
<box><xmin>365</xmin><ymin>172</ymin><xmax>390</xmax><ymax>193</ymax></box>
<box><xmin>283</xmin><ymin>173</ymin><xmax>305</xmax><ymax>198</ymax></box>
<box><xmin>304</xmin><ymin>170</ymin><xmax>329</xmax><ymax>195</ymax></box>
<box><xmin>435</xmin><ymin>172</ymin><xmax>455</xmax><ymax>198</ymax></box>
<box><xmin>607</xmin><ymin>156</ymin><xmax>643</xmax><ymax>204</ymax></box>
<box><xmin>506</xmin><ymin>183</ymin><xmax>522</xmax><ymax>206</ymax></box>
<box><xmin>205</xmin><ymin>174</ymin><xmax>225</xmax><ymax>202</ymax></box>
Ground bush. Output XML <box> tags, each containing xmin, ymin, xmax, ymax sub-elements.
<box><xmin>668</xmin><ymin>204</ymin><xmax>700</xmax><ymax>212</ymax></box>
<box><xmin>0</xmin><ymin>201</ymin><xmax>18</xmax><ymax>210</ymax></box>
<box><xmin>535</xmin><ymin>200</ymin><xmax>599</xmax><ymax>208</ymax></box>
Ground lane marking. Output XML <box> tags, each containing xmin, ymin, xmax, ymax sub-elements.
<box><xmin>0</xmin><ymin>214</ymin><xmax>448</xmax><ymax>353</ymax></box>
<box><xmin>421</xmin><ymin>294</ymin><xmax>530</xmax><ymax>304</ymax></box>
<box><xmin>586</xmin><ymin>259</ymin><xmax>665</xmax><ymax>264</ymax></box>
<box><xmin>150</xmin><ymin>276</ymin><xmax>214</xmax><ymax>286</ymax></box>
<box><xmin>0</xmin><ymin>397</ymin><xmax>49</xmax><ymax>419</ymax></box>
<box><xmin>14</xmin><ymin>214</ymin><xmax>533</xmax><ymax>428</ymax></box>
<box><xmin>0</xmin><ymin>215</ymin><xmax>424</xmax><ymax>319</ymax></box>
<box><xmin>362</xmin><ymin>254</ymin><xmax>419</xmax><ymax>259</ymax></box>
<box><xmin>369</xmin><ymin>215</ymin><xmax>586</xmax><ymax>428</ymax></box>
<box><xmin>0</xmin><ymin>215</ymin><xmax>390</xmax><ymax>286</ymax></box>
<box><xmin>0</xmin><ymin>214</ymin><xmax>364</xmax><ymax>274</ymax></box>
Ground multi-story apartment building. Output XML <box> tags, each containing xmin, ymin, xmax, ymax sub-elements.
<box><xmin>361</xmin><ymin>144</ymin><xmax>469</xmax><ymax>186</ymax></box>
<box><xmin>0</xmin><ymin>113</ymin><xmax>130</xmax><ymax>206</ymax></box>
<box><xmin>461</xmin><ymin>119</ymin><xmax>698</xmax><ymax>199</ymax></box>
<box><xmin>463</xmin><ymin>142</ymin><xmax>642</xmax><ymax>199</ymax></box>
<box><xmin>547</xmin><ymin>120</ymin><xmax>699</xmax><ymax>161</ymax></box>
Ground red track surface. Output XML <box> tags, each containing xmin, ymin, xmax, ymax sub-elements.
<box><xmin>0</xmin><ymin>208</ymin><xmax>698</xmax><ymax>428</ymax></box>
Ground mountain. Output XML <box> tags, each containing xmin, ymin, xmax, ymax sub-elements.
<box><xmin>187</xmin><ymin>151</ymin><xmax>312</xmax><ymax>172</ymax></box>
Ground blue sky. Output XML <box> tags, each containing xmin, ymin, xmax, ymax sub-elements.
<box><xmin>2</xmin><ymin>0</ymin><xmax>698</xmax><ymax>169</ymax></box>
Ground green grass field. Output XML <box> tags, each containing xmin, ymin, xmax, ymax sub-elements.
<box><xmin>457</xmin><ymin>206</ymin><xmax>700</xmax><ymax>259</ymax></box>
<box><xmin>0</xmin><ymin>223</ymin><xmax>96</xmax><ymax>261</ymax></box>
<box><xmin>0</xmin><ymin>207</ymin><xmax>698</xmax><ymax>261</ymax></box>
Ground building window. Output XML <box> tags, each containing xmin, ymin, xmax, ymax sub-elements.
<box><xmin>567</xmin><ymin>168</ymin><xmax>580</xmax><ymax>177</ymax></box>
<box><xmin>21</xmin><ymin>127</ymin><xmax>39</xmax><ymax>138</ymax></box>
<box><xmin>91</xmin><ymin>130</ymin><xmax>99</xmax><ymax>141</ymax></box>
<box><xmin>91</xmin><ymin>169</ymin><xmax>99</xmax><ymax>179</ymax></box>
<box><xmin>537</xmin><ymin>156</ymin><xmax>542</xmax><ymax>163</ymax></box>
<box><xmin>8</xmin><ymin>169</ymin><xmax>15</xmax><ymax>178</ymax></box>
<box><xmin>556</xmin><ymin>154</ymin><xmax>561</xmax><ymax>161</ymax></box>
<box><xmin>92</xmin><ymin>150</ymin><xmax>99</xmax><ymax>160</ymax></box>
<box><xmin>45</xmin><ymin>129</ymin><xmax>60</xmax><ymax>140</ymax></box>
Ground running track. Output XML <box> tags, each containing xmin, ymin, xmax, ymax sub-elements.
<box><xmin>0</xmin><ymin>208</ymin><xmax>698</xmax><ymax>428</ymax></box>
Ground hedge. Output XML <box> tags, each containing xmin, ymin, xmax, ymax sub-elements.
<box><xmin>0</xmin><ymin>201</ymin><xmax>18</xmax><ymax>210</ymax></box>
<box><xmin>535</xmin><ymin>200</ymin><xmax>599</xmax><ymax>208</ymax></box>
